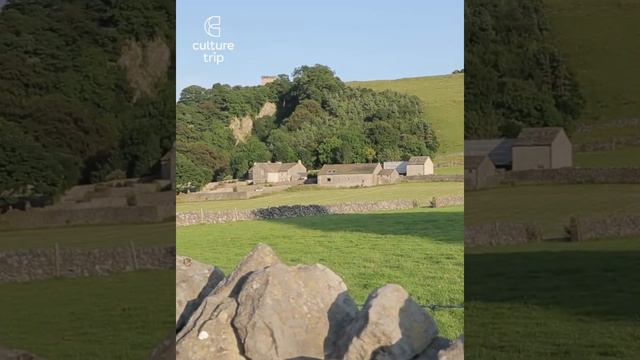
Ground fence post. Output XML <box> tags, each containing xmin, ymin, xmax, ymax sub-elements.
<box><xmin>200</xmin><ymin>208</ymin><xmax>204</xmax><ymax>224</ymax></box>
<box><xmin>55</xmin><ymin>243</ymin><xmax>60</xmax><ymax>277</ymax></box>
<box><xmin>130</xmin><ymin>241</ymin><xmax>138</xmax><ymax>271</ymax></box>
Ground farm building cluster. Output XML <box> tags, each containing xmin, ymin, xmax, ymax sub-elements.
<box><xmin>248</xmin><ymin>156</ymin><xmax>434</xmax><ymax>188</ymax></box>
<box><xmin>464</xmin><ymin>127</ymin><xmax>573</xmax><ymax>189</ymax></box>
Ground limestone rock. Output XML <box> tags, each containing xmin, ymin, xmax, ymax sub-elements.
<box><xmin>176</xmin><ymin>244</ymin><xmax>282</xmax><ymax>360</ymax></box>
<box><xmin>175</xmin><ymin>256</ymin><xmax>224</xmax><ymax>330</ymax></box>
<box><xmin>330</xmin><ymin>284</ymin><xmax>438</xmax><ymax>360</ymax></box>
<box><xmin>437</xmin><ymin>336</ymin><xmax>463</xmax><ymax>360</ymax></box>
<box><xmin>233</xmin><ymin>263</ymin><xmax>358</xmax><ymax>360</ymax></box>
<box><xmin>414</xmin><ymin>337</ymin><xmax>452</xmax><ymax>360</ymax></box>
<box><xmin>257</xmin><ymin>102</ymin><xmax>277</xmax><ymax>118</ymax></box>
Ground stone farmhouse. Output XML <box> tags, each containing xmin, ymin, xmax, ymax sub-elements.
<box><xmin>317</xmin><ymin>163</ymin><xmax>382</xmax><ymax>187</ymax></box>
<box><xmin>464</xmin><ymin>155</ymin><xmax>495</xmax><ymax>190</ymax></box>
<box><xmin>383</xmin><ymin>161</ymin><xmax>408</xmax><ymax>175</ymax></box>
<box><xmin>464</xmin><ymin>127</ymin><xmax>572</xmax><ymax>171</ymax></box>
<box><xmin>512</xmin><ymin>127</ymin><xmax>572</xmax><ymax>170</ymax></box>
<box><xmin>406</xmin><ymin>156</ymin><xmax>434</xmax><ymax>176</ymax></box>
<box><xmin>249</xmin><ymin>161</ymin><xmax>307</xmax><ymax>184</ymax></box>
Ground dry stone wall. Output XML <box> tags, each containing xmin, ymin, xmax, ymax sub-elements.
<box><xmin>176</xmin><ymin>200</ymin><xmax>421</xmax><ymax>226</ymax></box>
<box><xmin>0</xmin><ymin>245</ymin><xmax>175</xmax><ymax>283</ymax></box>
<box><xmin>499</xmin><ymin>168</ymin><xmax>640</xmax><ymax>185</ymax></box>
<box><xmin>175</xmin><ymin>244</ymin><xmax>463</xmax><ymax>360</ymax></box>
<box><xmin>404</xmin><ymin>174</ymin><xmax>464</xmax><ymax>182</ymax></box>
<box><xmin>570</xmin><ymin>215</ymin><xmax>640</xmax><ymax>242</ymax></box>
<box><xmin>465</xmin><ymin>223</ymin><xmax>543</xmax><ymax>247</ymax></box>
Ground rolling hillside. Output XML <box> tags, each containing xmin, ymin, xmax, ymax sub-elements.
<box><xmin>544</xmin><ymin>0</ymin><xmax>640</xmax><ymax>149</ymax></box>
<box><xmin>350</xmin><ymin>73</ymin><xmax>464</xmax><ymax>156</ymax></box>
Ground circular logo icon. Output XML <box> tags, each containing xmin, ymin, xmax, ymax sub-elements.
<box><xmin>204</xmin><ymin>16</ymin><xmax>221</xmax><ymax>38</ymax></box>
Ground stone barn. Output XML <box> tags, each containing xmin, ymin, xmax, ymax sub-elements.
<box><xmin>378</xmin><ymin>168</ymin><xmax>400</xmax><ymax>184</ymax></box>
<box><xmin>512</xmin><ymin>127</ymin><xmax>572</xmax><ymax>171</ymax></box>
<box><xmin>249</xmin><ymin>160</ymin><xmax>307</xmax><ymax>183</ymax></box>
<box><xmin>317</xmin><ymin>163</ymin><xmax>382</xmax><ymax>187</ymax></box>
<box><xmin>464</xmin><ymin>155</ymin><xmax>495</xmax><ymax>190</ymax></box>
<box><xmin>383</xmin><ymin>161</ymin><xmax>408</xmax><ymax>175</ymax></box>
<box><xmin>406</xmin><ymin>156</ymin><xmax>434</xmax><ymax>176</ymax></box>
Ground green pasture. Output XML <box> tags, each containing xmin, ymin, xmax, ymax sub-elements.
<box><xmin>0</xmin><ymin>270</ymin><xmax>174</xmax><ymax>360</ymax></box>
<box><xmin>545</xmin><ymin>0</ymin><xmax>640</xmax><ymax>145</ymax></box>
<box><xmin>177</xmin><ymin>181</ymin><xmax>463</xmax><ymax>212</ymax></box>
<box><xmin>465</xmin><ymin>184</ymin><xmax>640</xmax><ymax>237</ymax></box>
<box><xmin>0</xmin><ymin>222</ymin><xmax>175</xmax><ymax>250</ymax></box>
<box><xmin>177</xmin><ymin>207</ymin><xmax>464</xmax><ymax>339</ymax></box>
<box><xmin>575</xmin><ymin>147</ymin><xmax>640</xmax><ymax>168</ymax></box>
<box><xmin>465</xmin><ymin>238</ymin><xmax>640</xmax><ymax>359</ymax></box>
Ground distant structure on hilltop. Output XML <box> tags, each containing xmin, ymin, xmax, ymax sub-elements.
<box><xmin>261</xmin><ymin>75</ymin><xmax>277</xmax><ymax>85</ymax></box>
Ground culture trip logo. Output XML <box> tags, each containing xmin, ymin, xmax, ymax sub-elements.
<box><xmin>193</xmin><ymin>15</ymin><xmax>235</xmax><ymax>64</ymax></box>
<box><xmin>204</xmin><ymin>16</ymin><xmax>221</xmax><ymax>37</ymax></box>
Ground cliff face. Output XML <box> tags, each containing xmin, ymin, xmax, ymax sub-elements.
<box><xmin>118</xmin><ymin>36</ymin><xmax>172</xmax><ymax>102</ymax></box>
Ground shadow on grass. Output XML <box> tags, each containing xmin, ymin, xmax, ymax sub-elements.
<box><xmin>262</xmin><ymin>210</ymin><xmax>463</xmax><ymax>243</ymax></box>
<box><xmin>466</xmin><ymin>250</ymin><xmax>640</xmax><ymax>321</ymax></box>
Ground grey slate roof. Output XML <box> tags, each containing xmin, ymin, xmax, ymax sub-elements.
<box><xmin>464</xmin><ymin>138</ymin><xmax>514</xmax><ymax>167</ymax></box>
<box><xmin>318</xmin><ymin>163</ymin><xmax>379</xmax><ymax>175</ymax></box>
<box><xmin>514</xmin><ymin>127</ymin><xmax>564</xmax><ymax>146</ymax></box>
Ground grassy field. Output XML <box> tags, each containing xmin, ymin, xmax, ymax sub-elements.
<box><xmin>177</xmin><ymin>207</ymin><xmax>464</xmax><ymax>339</ymax></box>
<box><xmin>465</xmin><ymin>238</ymin><xmax>640</xmax><ymax>359</ymax></box>
<box><xmin>177</xmin><ymin>182</ymin><xmax>463</xmax><ymax>212</ymax></box>
<box><xmin>575</xmin><ymin>147</ymin><xmax>640</xmax><ymax>168</ymax></box>
<box><xmin>544</xmin><ymin>0</ymin><xmax>640</xmax><ymax>143</ymax></box>
<box><xmin>0</xmin><ymin>270</ymin><xmax>174</xmax><ymax>360</ymax></box>
<box><xmin>465</xmin><ymin>184</ymin><xmax>640</xmax><ymax>237</ymax></box>
<box><xmin>350</xmin><ymin>74</ymin><xmax>464</xmax><ymax>155</ymax></box>
<box><xmin>0</xmin><ymin>222</ymin><xmax>175</xmax><ymax>250</ymax></box>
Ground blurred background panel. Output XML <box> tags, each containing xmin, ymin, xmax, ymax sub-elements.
<box><xmin>0</xmin><ymin>0</ymin><xmax>175</xmax><ymax>358</ymax></box>
<box><xmin>464</xmin><ymin>0</ymin><xmax>640</xmax><ymax>358</ymax></box>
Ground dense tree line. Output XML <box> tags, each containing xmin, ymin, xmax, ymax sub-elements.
<box><xmin>176</xmin><ymin>65</ymin><xmax>439</xmax><ymax>190</ymax></box>
<box><xmin>0</xmin><ymin>0</ymin><xmax>175</xmax><ymax>207</ymax></box>
<box><xmin>464</xmin><ymin>0</ymin><xmax>584</xmax><ymax>139</ymax></box>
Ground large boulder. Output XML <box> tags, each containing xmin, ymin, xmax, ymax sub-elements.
<box><xmin>175</xmin><ymin>255</ymin><xmax>224</xmax><ymax>331</ymax></box>
<box><xmin>176</xmin><ymin>244</ymin><xmax>281</xmax><ymax>360</ymax></box>
<box><xmin>233</xmin><ymin>263</ymin><xmax>358</xmax><ymax>360</ymax></box>
<box><xmin>329</xmin><ymin>284</ymin><xmax>438</xmax><ymax>360</ymax></box>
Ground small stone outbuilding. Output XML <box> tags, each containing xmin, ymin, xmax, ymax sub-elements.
<box><xmin>317</xmin><ymin>163</ymin><xmax>382</xmax><ymax>187</ymax></box>
<box><xmin>512</xmin><ymin>127</ymin><xmax>572</xmax><ymax>171</ymax></box>
<box><xmin>406</xmin><ymin>156</ymin><xmax>434</xmax><ymax>176</ymax></box>
<box><xmin>464</xmin><ymin>155</ymin><xmax>495</xmax><ymax>190</ymax></box>
<box><xmin>378</xmin><ymin>168</ymin><xmax>400</xmax><ymax>184</ymax></box>
<box><xmin>249</xmin><ymin>161</ymin><xmax>307</xmax><ymax>183</ymax></box>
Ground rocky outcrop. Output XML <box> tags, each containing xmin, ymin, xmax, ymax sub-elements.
<box><xmin>415</xmin><ymin>336</ymin><xmax>464</xmax><ymax>360</ymax></box>
<box><xmin>229</xmin><ymin>115</ymin><xmax>253</xmax><ymax>144</ymax></box>
<box><xmin>175</xmin><ymin>256</ymin><xmax>225</xmax><ymax>331</ymax></box>
<box><xmin>257</xmin><ymin>102</ymin><xmax>276</xmax><ymax>118</ymax></box>
<box><xmin>175</xmin><ymin>244</ymin><xmax>463</xmax><ymax>360</ymax></box>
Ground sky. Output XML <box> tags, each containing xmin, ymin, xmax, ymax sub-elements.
<box><xmin>177</xmin><ymin>0</ymin><xmax>463</xmax><ymax>96</ymax></box>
